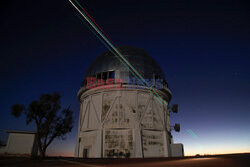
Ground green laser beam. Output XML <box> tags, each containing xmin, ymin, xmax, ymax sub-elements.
<box><xmin>73</xmin><ymin>0</ymin><xmax>167</xmax><ymax>105</ymax></box>
<box><xmin>76</xmin><ymin>15</ymin><xmax>166</xmax><ymax>104</ymax></box>
<box><xmin>71</xmin><ymin>0</ymin><xmax>168</xmax><ymax>105</ymax></box>
<box><xmin>186</xmin><ymin>129</ymin><xmax>198</xmax><ymax>139</ymax></box>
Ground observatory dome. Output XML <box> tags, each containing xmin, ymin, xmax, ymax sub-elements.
<box><xmin>76</xmin><ymin>46</ymin><xmax>182</xmax><ymax>159</ymax></box>
<box><xmin>81</xmin><ymin>46</ymin><xmax>167</xmax><ymax>88</ymax></box>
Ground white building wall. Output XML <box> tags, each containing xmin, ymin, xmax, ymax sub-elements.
<box><xmin>75</xmin><ymin>85</ymin><xmax>173</xmax><ymax>158</ymax></box>
<box><xmin>170</xmin><ymin>143</ymin><xmax>184</xmax><ymax>157</ymax></box>
<box><xmin>4</xmin><ymin>132</ymin><xmax>37</xmax><ymax>156</ymax></box>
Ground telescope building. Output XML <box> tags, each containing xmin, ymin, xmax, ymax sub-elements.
<box><xmin>75</xmin><ymin>46</ymin><xmax>184</xmax><ymax>158</ymax></box>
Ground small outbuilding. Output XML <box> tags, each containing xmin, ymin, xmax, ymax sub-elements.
<box><xmin>0</xmin><ymin>130</ymin><xmax>38</xmax><ymax>157</ymax></box>
<box><xmin>170</xmin><ymin>143</ymin><xmax>184</xmax><ymax>157</ymax></box>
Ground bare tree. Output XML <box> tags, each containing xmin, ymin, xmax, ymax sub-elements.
<box><xmin>10</xmin><ymin>92</ymin><xmax>73</xmax><ymax>159</ymax></box>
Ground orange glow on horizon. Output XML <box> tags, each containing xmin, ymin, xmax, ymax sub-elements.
<box><xmin>184</xmin><ymin>149</ymin><xmax>250</xmax><ymax>156</ymax></box>
<box><xmin>47</xmin><ymin>152</ymin><xmax>74</xmax><ymax>157</ymax></box>
<box><xmin>47</xmin><ymin>150</ymin><xmax>250</xmax><ymax>157</ymax></box>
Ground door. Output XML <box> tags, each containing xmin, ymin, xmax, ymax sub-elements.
<box><xmin>83</xmin><ymin>148</ymin><xmax>88</xmax><ymax>158</ymax></box>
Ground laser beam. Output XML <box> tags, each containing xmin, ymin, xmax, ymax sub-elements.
<box><xmin>69</xmin><ymin>0</ymin><xmax>168</xmax><ymax>105</ymax></box>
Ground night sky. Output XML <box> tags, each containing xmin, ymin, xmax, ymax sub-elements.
<box><xmin>0</xmin><ymin>0</ymin><xmax>250</xmax><ymax>156</ymax></box>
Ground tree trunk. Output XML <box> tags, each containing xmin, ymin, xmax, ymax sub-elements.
<box><xmin>41</xmin><ymin>150</ymin><xmax>46</xmax><ymax>159</ymax></box>
<box><xmin>36</xmin><ymin>133</ymin><xmax>44</xmax><ymax>159</ymax></box>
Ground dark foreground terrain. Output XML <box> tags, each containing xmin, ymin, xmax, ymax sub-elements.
<box><xmin>0</xmin><ymin>153</ymin><xmax>250</xmax><ymax>167</ymax></box>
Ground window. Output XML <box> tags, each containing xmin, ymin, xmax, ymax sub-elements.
<box><xmin>102</xmin><ymin>72</ymin><xmax>108</xmax><ymax>80</ymax></box>
<box><xmin>108</xmin><ymin>71</ymin><xmax>115</xmax><ymax>79</ymax></box>
<box><xmin>97</xmin><ymin>73</ymin><xmax>102</xmax><ymax>80</ymax></box>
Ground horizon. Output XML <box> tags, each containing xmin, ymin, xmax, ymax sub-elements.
<box><xmin>0</xmin><ymin>0</ymin><xmax>250</xmax><ymax>157</ymax></box>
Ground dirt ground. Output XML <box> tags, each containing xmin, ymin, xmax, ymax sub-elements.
<box><xmin>0</xmin><ymin>153</ymin><xmax>250</xmax><ymax>167</ymax></box>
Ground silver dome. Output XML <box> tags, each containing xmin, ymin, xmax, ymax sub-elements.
<box><xmin>81</xmin><ymin>46</ymin><xmax>167</xmax><ymax>88</ymax></box>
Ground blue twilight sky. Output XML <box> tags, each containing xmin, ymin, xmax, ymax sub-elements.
<box><xmin>0</xmin><ymin>0</ymin><xmax>250</xmax><ymax>156</ymax></box>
